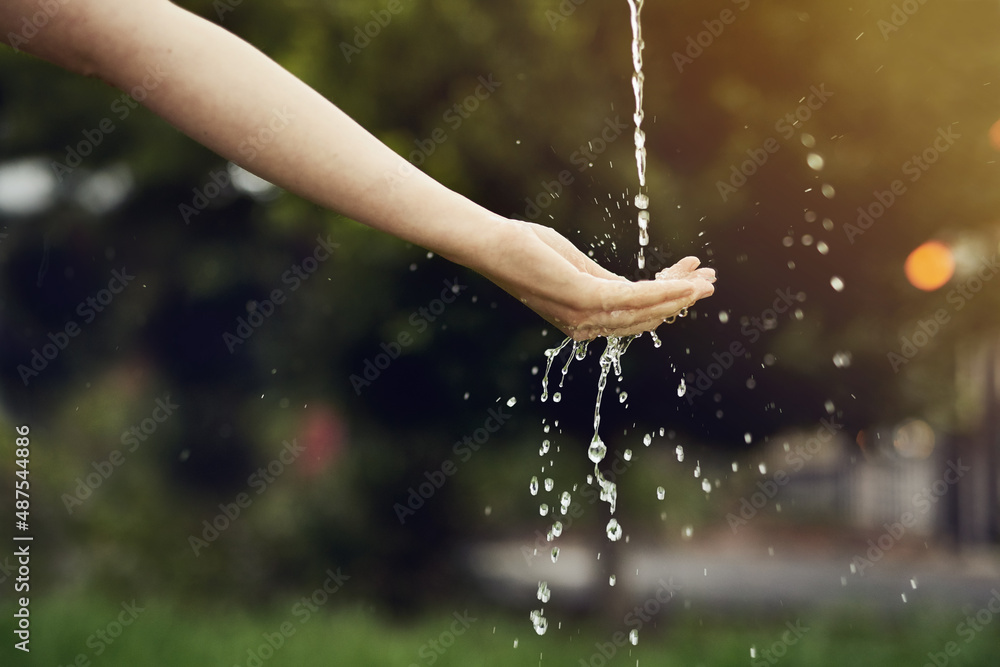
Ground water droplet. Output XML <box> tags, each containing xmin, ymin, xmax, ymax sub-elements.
<box><xmin>825</xmin><ymin>400</ymin><xmax>835</xmax><ymax>414</ymax></box>
<box><xmin>677</xmin><ymin>377</ymin><xmax>687</xmax><ymax>397</ymax></box>
<box><xmin>635</xmin><ymin>193</ymin><xmax>649</xmax><ymax>209</ymax></box>
<box><xmin>529</xmin><ymin>476</ymin><xmax>539</xmax><ymax>496</ymax></box>
<box><xmin>718</xmin><ymin>310</ymin><xmax>729</xmax><ymax>323</ymax></box>
<box><xmin>800</xmin><ymin>133</ymin><xmax>815</xmax><ymax>147</ymax></box>
<box><xmin>539</xmin><ymin>439</ymin><xmax>550</xmax><ymax>456</ymax></box>
<box><xmin>560</xmin><ymin>491</ymin><xmax>571</xmax><ymax>508</ymax></box>
<box><xmin>750</xmin><ymin>646</ymin><xmax>757</xmax><ymax>659</ymax></box>
<box><xmin>536</xmin><ymin>581</ymin><xmax>551</xmax><ymax>603</ymax></box>
<box><xmin>744</xmin><ymin>432</ymin><xmax>752</xmax><ymax>444</ymax></box>
<box><xmin>807</xmin><ymin>153</ymin><xmax>825</xmax><ymax>170</ymax></box>
<box><xmin>801</xmin><ymin>234</ymin><xmax>813</xmax><ymax>246</ymax></box>
<box><xmin>606</xmin><ymin>518</ymin><xmax>623</xmax><ymax>542</ymax></box>
<box><xmin>619</xmin><ymin>390</ymin><xmax>629</xmax><ymax>403</ymax></box>
<box><xmin>513</xmin><ymin>639</ymin><xmax>518</xmax><ymax>648</ymax></box>
<box><xmin>702</xmin><ymin>478</ymin><xmax>712</xmax><ymax>493</ymax></box>
<box><xmin>553</xmin><ymin>392</ymin><xmax>562</xmax><ymax>403</ymax></box>
<box><xmin>675</xmin><ymin>445</ymin><xmax>684</xmax><ymax>462</ymax></box>
<box><xmin>656</xmin><ymin>486</ymin><xmax>665</xmax><ymax>500</ymax></box>
<box><xmin>609</xmin><ymin>574</ymin><xmax>617</xmax><ymax>586</ymax></box>
<box><xmin>629</xmin><ymin>629</ymin><xmax>639</xmax><ymax>645</ymax></box>
<box><xmin>588</xmin><ymin>436</ymin><xmax>608</xmax><ymax>463</ymax></box>
<box><xmin>507</xmin><ymin>396</ymin><xmax>517</xmax><ymax>407</ymax></box>
<box><xmin>817</xmin><ymin>241</ymin><xmax>829</xmax><ymax>255</ymax></box>
<box><xmin>551</xmin><ymin>547</ymin><xmax>559</xmax><ymax>563</ymax></box>
<box><xmin>822</xmin><ymin>183</ymin><xmax>835</xmax><ymax>198</ymax></box>
<box><xmin>758</xmin><ymin>462</ymin><xmax>768</xmax><ymax>474</ymax></box>
<box><xmin>833</xmin><ymin>351</ymin><xmax>852</xmax><ymax>368</ymax></box>
<box><xmin>682</xmin><ymin>525</ymin><xmax>693</xmax><ymax>539</ymax></box>
<box><xmin>543</xmin><ymin>424</ymin><xmax>551</xmax><ymax>433</ymax></box>
<box><xmin>643</xmin><ymin>433</ymin><xmax>652</xmax><ymax>446</ymax></box>
<box><xmin>530</xmin><ymin>609</ymin><xmax>548</xmax><ymax>635</ymax></box>
<box><xmin>544</xmin><ymin>477</ymin><xmax>554</xmax><ymax>492</ymax></box>
<box><xmin>623</xmin><ymin>449</ymin><xmax>632</xmax><ymax>462</ymax></box>
<box><xmin>830</xmin><ymin>276</ymin><xmax>845</xmax><ymax>292</ymax></box>
<box><xmin>539</xmin><ymin>504</ymin><xmax>549</xmax><ymax>516</ymax></box>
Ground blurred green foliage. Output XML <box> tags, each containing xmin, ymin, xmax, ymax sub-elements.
<box><xmin>3</xmin><ymin>591</ymin><xmax>1000</xmax><ymax>666</ymax></box>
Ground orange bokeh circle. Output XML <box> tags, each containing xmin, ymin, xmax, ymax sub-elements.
<box><xmin>905</xmin><ymin>241</ymin><xmax>955</xmax><ymax>291</ymax></box>
<box><xmin>990</xmin><ymin>118</ymin><xmax>1000</xmax><ymax>152</ymax></box>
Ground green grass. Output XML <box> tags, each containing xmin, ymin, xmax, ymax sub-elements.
<box><xmin>3</xmin><ymin>592</ymin><xmax>1000</xmax><ymax>666</ymax></box>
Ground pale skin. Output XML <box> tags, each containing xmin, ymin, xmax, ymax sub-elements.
<box><xmin>1</xmin><ymin>0</ymin><xmax>715</xmax><ymax>341</ymax></box>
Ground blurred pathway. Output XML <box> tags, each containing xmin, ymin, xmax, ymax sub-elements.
<box><xmin>464</xmin><ymin>527</ymin><xmax>1000</xmax><ymax>612</ymax></box>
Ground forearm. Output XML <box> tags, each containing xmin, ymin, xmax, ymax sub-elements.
<box><xmin>2</xmin><ymin>0</ymin><xmax>509</xmax><ymax>271</ymax></box>
<box><xmin>3</xmin><ymin>0</ymin><xmax>717</xmax><ymax>339</ymax></box>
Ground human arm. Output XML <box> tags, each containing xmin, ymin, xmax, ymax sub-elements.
<box><xmin>0</xmin><ymin>0</ymin><xmax>714</xmax><ymax>340</ymax></box>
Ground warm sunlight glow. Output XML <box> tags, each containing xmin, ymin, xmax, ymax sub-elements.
<box><xmin>990</xmin><ymin>118</ymin><xmax>1000</xmax><ymax>152</ymax></box>
<box><xmin>905</xmin><ymin>241</ymin><xmax>955</xmax><ymax>291</ymax></box>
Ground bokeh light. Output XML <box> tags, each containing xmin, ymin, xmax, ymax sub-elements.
<box><xmin>905</xmin><ymin>240</ymin><xmax>955</xmax><ymax>291</ymax></box>
<box><xmin>989</xmin><ymin>118</ymin><xmax>1000</xmax><ymax>151</ymax></box>
<box><xmin>893</xmin><ymin>418</ymin><xmax>936</xmax><ymax>459</ymax></box>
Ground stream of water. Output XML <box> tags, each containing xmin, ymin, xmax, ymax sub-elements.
<box><xmin>527</xmin><ymin>0</ymin><xmax>657</xmax><ymax>644</ymax></box>
<box><xmin>628</xmin><ymin>0</ymin><xmax>649</xmax><ymax>270</ymax></box>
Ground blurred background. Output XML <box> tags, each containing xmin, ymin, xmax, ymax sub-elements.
<box><xmin>1</xmin><ymin>0</ymin><xmax>1000</xmax><ymax>664</ymax></box>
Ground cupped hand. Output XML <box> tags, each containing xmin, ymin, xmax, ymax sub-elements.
<box><xmin>479</xmin><ymin>220</ymin><xmax>715</xmax><ymax>341</ymax></box>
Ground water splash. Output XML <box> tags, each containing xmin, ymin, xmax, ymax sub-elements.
<box><xmin>540</xmin><ymin>335</ymin><xmax>638</xmax><ymax>536</ymax></box>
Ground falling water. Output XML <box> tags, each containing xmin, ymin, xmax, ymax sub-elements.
<box><xmin>627</xmin><ymin>0</ymin><xmax>649</xmax><ymax>269</ymax></box>
<box><xmin>524</xmin><ymin>1</ymin><xmax>676</xmax><ymax>639</ymax></box>
<box><xmin>541</xmin><ymin>335</ymin><xmax>637</xmax><ymax>527</ymax></box>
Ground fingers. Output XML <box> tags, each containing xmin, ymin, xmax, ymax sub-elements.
<box><xmin>657</xmin><ymin>257</ymin><xmax>717</xmax><ymax>284</ymax></box>
<box><xmin>566</xmin><ymin>276</ymin><xmax>714</xmax><ymax>339</ymax></box>
<box><xmin>657</xmin><ymin>256</ymin><xmax>701</xmax><ymax>277</ymax></box>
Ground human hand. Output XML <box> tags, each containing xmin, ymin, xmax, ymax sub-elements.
<box><xmin>480</xmin><ymin>220</ymin><xmax>716</xmax><ymax>341</ymax></box>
